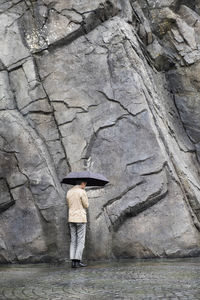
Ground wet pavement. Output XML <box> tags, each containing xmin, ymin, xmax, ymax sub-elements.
<box><xmin>0</xmin><ymin>257</ymin><xmax>200</xmax><ymax>300</ymax></box>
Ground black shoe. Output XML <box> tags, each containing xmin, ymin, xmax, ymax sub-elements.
<box><xmin>71</xmin><ymin>259</ymin><xmax>76</xmax><ymax>268</ymax></box>
<box><xmin>76</xmin><ymin>260</ymin><xmax>87</xmax><ymax>267</ymax></box>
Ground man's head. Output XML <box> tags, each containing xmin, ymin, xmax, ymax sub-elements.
<box><xmin>76</xmin><ymin>180</ymin><xmax>87</xmax><ymax>189</ymax></box>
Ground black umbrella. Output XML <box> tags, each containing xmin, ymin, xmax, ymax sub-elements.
<box><xmin>61</xmin><ymin>171</ymin><xmax>109</xmax><ymax>186</ymax></box>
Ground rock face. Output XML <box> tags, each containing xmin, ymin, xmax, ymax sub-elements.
<box><xmin>1</xmin><ymin>0</ymin><xmax>200</xmax><ymax>262</ymax></box>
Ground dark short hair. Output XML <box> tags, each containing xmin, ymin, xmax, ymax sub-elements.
<box><xmin>76</xmin><ymin>180</ymin><xmax>87</xmax><ymax>185</ymax></box>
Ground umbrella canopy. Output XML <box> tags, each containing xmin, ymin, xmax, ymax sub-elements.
<box><xmin>61</xmin><ymin>171</ymin><xmax>109</xmax><ymax>186</ymax></box>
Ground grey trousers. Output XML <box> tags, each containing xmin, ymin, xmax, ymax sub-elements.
<box><xmin>69</xmin><ymin>222</ymin><xmax>86</xmax><ymax>260</ymax></box>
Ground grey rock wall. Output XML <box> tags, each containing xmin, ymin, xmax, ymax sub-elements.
<box><xmin>1</xmin><ymin>0</ymin><xmax>200</xmax><ymax>262</ymax></box>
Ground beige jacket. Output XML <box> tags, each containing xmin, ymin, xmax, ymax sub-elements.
<box><xmin>66</xmin><ymin>185</ymin><xmax>89</xmax><ymax>223</ymax></box>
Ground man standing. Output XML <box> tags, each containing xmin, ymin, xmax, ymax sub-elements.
<box><xmin>66</xmin><ymin>180</ymin><xmax>89</xmax><ymax>268</ymax></box>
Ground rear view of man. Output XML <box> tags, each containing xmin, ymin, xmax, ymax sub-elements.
<box><xmin>66</xmin><ymin>181</ymin><xmax>89</xmax><ymax>268</ymax></box>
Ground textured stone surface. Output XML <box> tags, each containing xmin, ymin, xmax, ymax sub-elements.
<box><xmin>0</xmin><ymin>258</ymin><xmax>200</xmax><ymax>299</ymax></box>
<box><xmin>1</xmin><ymin>0</ymin><xmax>200</xmax><ymax>262</ymax></box>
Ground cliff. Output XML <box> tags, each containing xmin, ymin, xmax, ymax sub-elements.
<box><xmin>1</xmin><ymin>0</ymin><xmax>200</xmax><ymax>262</ymax></box>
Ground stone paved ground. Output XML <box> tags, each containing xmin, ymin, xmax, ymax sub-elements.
<box><xmin>0</xmin><ymin>257</ymin><xmax>200</xmax><ymax>300</ymax></box>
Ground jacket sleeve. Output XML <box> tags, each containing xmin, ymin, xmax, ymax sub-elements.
<box><xmin>81</xmin><ymin>190</ymin><xmax>89</xmax><ymax>209</ymax></box>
